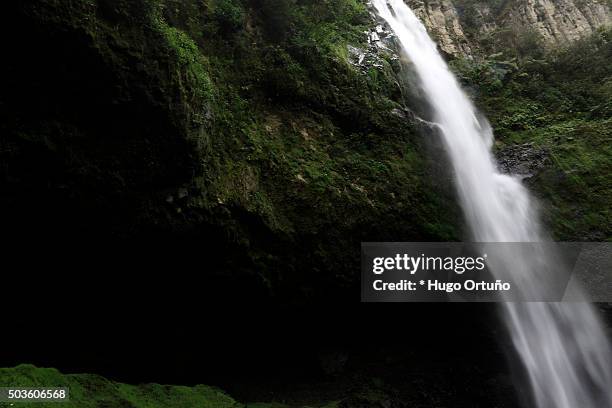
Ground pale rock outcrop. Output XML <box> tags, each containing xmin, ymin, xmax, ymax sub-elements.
<box><xmin>397</xmin><ymin>0</ymin><xmax>611</xmax><ymax>57</ymax></box>
<box><xmin>407</xmin><ymin>0</ymin><xmax>473</xmax><ymax>56</ymax></box>
<box><xmin>502</xmin><ymin>0</ymin><xmax>611</xmax><ymax>44</ymax></box>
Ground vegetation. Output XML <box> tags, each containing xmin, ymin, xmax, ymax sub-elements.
<box><xmin>0</xmin><ymin>365</ymin><xmax>241</xmax><ymax>408</ymax></box>
<box><xmin>2</xmin><ymin>1</ymin><xmax>610</xmax><ymax>406</ymax></box>
<box><xmin>0</xmin><ymin>365</ymin><xmax>394</xmax><ymax>408</ymax></box>
<box><xmin>2</xmin><ymin>0</ymin><xmax>609</xmax><ymax>298</ymax></box>
<box><xmin>1</xmin><ymin>0</ymin><xmax>459</xmax><ymax>302</ymax></box>
<box><xmin>451</xmin><ymin>27</ymin><xmax>612</xmax><ymax>240</ymax></box>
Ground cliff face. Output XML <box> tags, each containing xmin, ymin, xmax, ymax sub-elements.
<box><xmin>1</xmin><ymin>0</ymin><xmax>609</xmax><ymax>303</ymax></box>
<box><xmin>407</xmin><ymin>0</ymin><xmax>612</xmax><ymax>56</ymax></box>
<box><xmin>0</xmin><ymin>0</ymin><xmax>460</xmax><ymax>302</ymax></box>
<box><xmin>503</xmin><ymin>0</ymin><xmax>612</xmax><ymax>43</ymax></box>
<box><xmin>406</xmin><ymin>0</ymin><xmax>473</xmax><ymax>56</ymax></box>
<box><xmin>384</xmin><ymin>0</ymin><xmax>612</xmax><ymax>241</ymax></box>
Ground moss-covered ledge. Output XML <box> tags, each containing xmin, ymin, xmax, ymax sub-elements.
<box><xmin>0</xmin><ymin>365</ymin><xmax>239</xmax><ymax>408</ymax></box>
<box><xmin>0</xmin><ymin>365</ymin><xmax>352</xmax><ymax>408</ymax></box>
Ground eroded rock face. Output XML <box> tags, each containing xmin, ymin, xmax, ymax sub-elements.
<box><xmin>407</xmin><ymin>0</ymin><xmax>473</xmax><ymax>56</ymax></box>
<box><xmin>496</xmin><ymin>143</ymin><xmax>551</xmax><ymax>179</ymax></box>
<box><xmin>401</xmin><ymin>0</ymin><xmax>611</xmax><ymax>57</ymax></box>
<box><xmin>504</xmin><ymin>0</ymin><xmax>612</xmax><ymax>44</ymax></box>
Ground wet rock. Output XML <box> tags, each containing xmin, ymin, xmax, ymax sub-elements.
<box><xmin>389</xmin><ymin>107</ymin><xmax>439</xmax><ymax>133</ymax></box>
<box><xmin>496</xmin><ymin>143</ymin><xmax>551</xmax><ymax>179</ymax></box>
<box><xmin>348</xmin><ymin>5</ymin><xmax>399</xmax><ymax>74</ymax></box>
<box><xmin>390</xmin><ymin>108</ymin><xmax>406</xmax><ymax>119</ymax></box>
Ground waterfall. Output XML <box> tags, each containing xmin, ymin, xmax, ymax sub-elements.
<box><xmin>370</xmin><ymin>1</ymin><xmax>612</xmax><ymax>407</ymax></box>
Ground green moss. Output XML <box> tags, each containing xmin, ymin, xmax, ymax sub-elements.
<box><xmin>245</xmin><ymin>401</ymin><xmax>342</xmax><ymax>408</ymax></box>
<box><xmin>151</xmin><ymin>12</ymin><xmax>214</xmax><ymax>104</ymax></box>
<box><xmin>0</xmin><ymin>365</ymin><xmax>240</xmax><ymax>408</ymax></box>
<box><xmin>509</xmin><ymin>119</ymin><xmax>611</xmax><ymax>239</ymax></box>
<box><xmin>210</xmin><ymin>0</ymin><xmax>245</xmax><ymax>33</ymax></box>
<box><xmin>0</xmin><ymin>366</ymin><xmax>351</xmax><ymax>408</ymax></box>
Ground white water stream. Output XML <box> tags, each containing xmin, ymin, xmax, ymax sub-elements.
<box><xmin>371</xmin><ymin>1</ymin><xmax>612</xmax><ymax>406</ymax></box>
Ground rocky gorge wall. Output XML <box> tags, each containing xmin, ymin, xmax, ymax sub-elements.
<box><xmin>367</xmin><ymin>0</ymin><xmax>611</xmax><ymax>241</ymax></box>
<box><xmin>503</xmin><ymin>0</ymin><xmax>611</xmax><ymax>44</ymax></box>
<box><xmin>1</xmin><ymin>0</ymin><xmax>609</xmax><ymax>305</ymax></box>
<box><xmin>0</xmin><ymin>0</ymin><xmax>462</xmax><ymax>303</ymax></box>
<box><xmin>405</xmin><ymin>0</ymin><xmax>612</xmax><ymax>56</ymax></box>
<box><xmin>406</xmin><ymin>0</ymin><xmax>474</xmax><ymax>56</ymax></box>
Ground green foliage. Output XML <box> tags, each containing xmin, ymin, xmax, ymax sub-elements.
<box><xmin>193</xmin><ymin>0</ymin><xmax>461</xmax><ymax>263</ymax></box>
<box><xmin>210</xmin><ymin>0</ymin><xmax>245</xmax><ymax>33</ymax></box>
<box><xmin>506</xmin><ymin>119</ymin><xmax>611</xmax><ymax>240</ymax></box>
<box><xmin>8</xmin><ymin>0</ymin><xmax>460</xmax><ymax>297</ymax></box>
<box><xmin>496</xmin><ymin>101</ymin><xmax>548</xmax><ymax>133</ymax></box>
<box><xmin>453</xmin><ymin>27</ymin><xmax>612</xmax><ymax>239</ymax></box>
<box><xmin>494</xmin><ymin>26</ymin><xmax>546</xmax><ymax>60</ymax></box>
<box><xmin>152</xmin><ymin>16</ymin><xmax>214</xmax><ymax>103</ymax></box>
<box><xmin>451</xmin><ymin>55</ymin><xmax>518</xmax><ymax>93</ymax></box>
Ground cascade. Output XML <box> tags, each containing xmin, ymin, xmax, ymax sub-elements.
<box><xmin>371</xmin><ymin>1</ymin><xmax>612</xmax><ymax>406</ymax></box>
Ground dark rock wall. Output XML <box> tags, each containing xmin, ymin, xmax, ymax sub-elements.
<box><xmin>0</xmin><ymin>0</ymin><xmax>460</xmax><ymax>301</ymax></box>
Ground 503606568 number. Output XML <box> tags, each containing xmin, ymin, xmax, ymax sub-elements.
<box><xmin>0</xmin><ymin>387</ymin><xmax>69</xmax><ymax>402</ymax></box>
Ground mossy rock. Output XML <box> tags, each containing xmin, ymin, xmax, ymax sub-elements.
<box><xmin>0</xmin><ymin>0</ymin><xmax>460</xmax><ymax>300</ymax></box>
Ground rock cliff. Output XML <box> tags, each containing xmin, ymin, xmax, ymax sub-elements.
<box><xmin>503</xmin><ymin>0</ymin><xmax>611</xmax><ymax>44</ymax></box>
<box><xmin>406</xmin><ymin>0</ymin><xmax>473</xmax><ymax>56</ymax></box>
<box><xmin>0</xmin><ymin>0</ymin><xmax>460</xmax><ymax>302</ymax></box>
<box><xmin>405</xmin><ymin>0</ymin><xmax>611</xmax><ymax>56</ymax></box>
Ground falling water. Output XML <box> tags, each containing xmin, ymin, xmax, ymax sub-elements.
<box><xmin>371</xmin><ymin>1</ymin><xmax>612</xmax><ymax>407</ymax></box>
